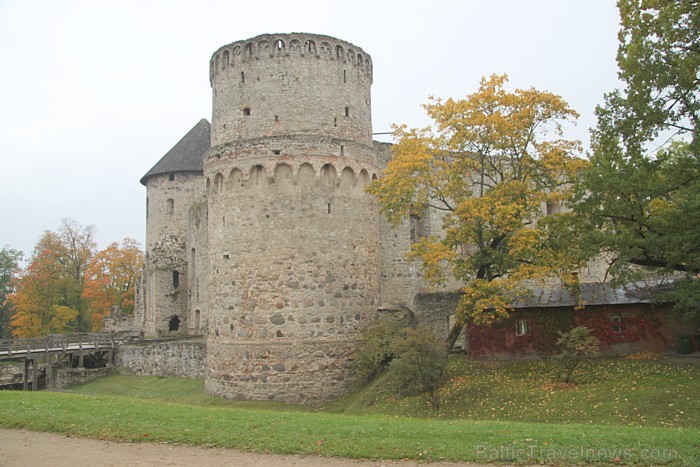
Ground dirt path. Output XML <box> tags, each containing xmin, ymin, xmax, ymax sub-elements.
<box><xmin>0</xmin><ymin>429</ymin><xmax>484</xmax><ymax>467</ymax></box>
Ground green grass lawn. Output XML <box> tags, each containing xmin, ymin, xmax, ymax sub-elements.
<box><xmin>332</xmin><ymin>357</ymin><xmax>699</xmax><ymax>428</ymax></box>
<box><xmin>64</xmin><ymin>374</ymin><xmax>308</xmax><ymax>411</ymax></box>
<box><xmin>0</xmin><ymin>357</ymin><xmax>697</xmax><ymax>464</ymax></box>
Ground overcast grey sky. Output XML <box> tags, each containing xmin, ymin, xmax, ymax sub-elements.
<box><xmin>0</xmin><ymin>0</ymin><xmax>621</xmax><ymax>257</ymax></box>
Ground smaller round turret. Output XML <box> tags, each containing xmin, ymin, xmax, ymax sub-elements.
<box><xmin>140</xmin><ymin>119</ymin><xmax>210</xmax><ymax>336</ymax></box>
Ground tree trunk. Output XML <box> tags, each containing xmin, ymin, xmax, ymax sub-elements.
<box><xmin>445</xmin><ymin>322</ymin><xmax>464</xmax><ymax>354</ymax></box>
<box><xmin>430</xmin><ymin>390</ymin><xmax>441</xmax><ymax>411</ymax></box>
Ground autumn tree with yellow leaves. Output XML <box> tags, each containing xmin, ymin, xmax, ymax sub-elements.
<box><xmin>368</xmin><ymin>74</ymin><xmax>588</xmax><ymax>351</ymax></box>
<box><xmin>9</xmin><ymin>219</ymin><xmax>143</xmax><ymax>337</ymax></box>
<box><xmin>82</xmin><ymin>238</ymin><xmax>144</xmax><ymax>330</ymax></box>
<box><xmin>9</xmin><ymin>227</ymin><xmax>91</xmax><ymax>337</ymax></box>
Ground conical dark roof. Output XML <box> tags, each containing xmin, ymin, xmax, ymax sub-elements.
<box><xmin>140</xmin><ymin>119</ymin><xmax>211</xmax><ymax>185</ymax></box>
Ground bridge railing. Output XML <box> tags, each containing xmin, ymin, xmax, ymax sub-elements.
<box><xmin>0</xmin><ymin>333</ymin><xmax>115</xmax><ymax>358</ymax></box>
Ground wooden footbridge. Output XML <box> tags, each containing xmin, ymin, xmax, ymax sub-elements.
<box><xmin>0</xmin><ymin>334</ymin><xmax>116</xmax><ymax>390</ymax></box>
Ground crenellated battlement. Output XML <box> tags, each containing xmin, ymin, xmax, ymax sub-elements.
<box><xmin>208</xmin><ymin>32</ymin><xmax>373</xmax><ymax>154</ymax></box>
<box><xmin>205</xmin><ymin>158</ymin><xmax>378</xmax><ymax>197</ymax></box>
<box><xmin>209</xmin><ymin>33</ymin><xmax>373</xmax><ymax>84</ymax></box>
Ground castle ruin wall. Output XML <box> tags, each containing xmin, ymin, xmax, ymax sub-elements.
<box><xmin>116</xmin><ymin>339</ymin><xmax>207</xmax><ymax>379</ymax></box>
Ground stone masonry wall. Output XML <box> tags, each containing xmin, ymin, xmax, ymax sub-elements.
<box><xmin>205</xmin><ymin>339</ymin><xmax>354</xmax><ymax>404</ymax></box>
<box><xmin>375</xmin><ymin>141</ymin><xmax>422</xmax><ymax>309</ymax></box>
<box><xmin>187</xmin><ymin>201</ymin><xmax>209</xmax><ymax>336</ymax></box>
<box><xmin>144</xmin><ymin>172</ymin><xmax>206</xmax><ymax>336</ymax></box>
<box><xmin>116</xmin><ymin>339</ymin><xmax>207</xmax><ymax>379</ymax></box>
<box><xmin>379</xmin><ymin>215</ymin><xmax>421</xmax><ymax>309</ymax></box>
<box><xmin>146</xmin><ymin>172</ymin><xmax>204</xmax><ymax>253</ymax></box>
<box><xmin>413</xmin><ymin>292</ymin><xmax>461</xmax><ymax>339</ymax></box>
<box><xmin>204</xmin><ymin>33</ymin><xmax>379</xmax><ymax>403</ymax></box>
<box><xmin>209</xmin><ymin>33</ymin><xmax>373</xmax><ymax>150</ymax></box>
<box><xmin>204</xmin><ymin>158</ymin><xmax>380</xmax><ymax>403</ymax></box>
<box><xmin>47</xmin><ymin>366</ymin><xmax>112</xmax><ymax>390</ymax></box>
<box><xmin>0</xmin><ymin>361</ymin><xmax>26</xmax><ymax>387</ymax></box>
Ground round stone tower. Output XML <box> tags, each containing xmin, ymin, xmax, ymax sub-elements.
<box><xmin>203</xmin><ymin>33</ymin><xmax>380</xmax><ymax>404</ymax></box>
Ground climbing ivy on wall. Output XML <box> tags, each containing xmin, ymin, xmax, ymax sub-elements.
<box><xmin>532</xmin><ymin>310</ymin><xmax>576</xmax><ymax>357</ymax></box>
<box><xmin>467</xmin><ymin>307</ymin><xmax>667</xmax><ymax>357</ymax></box>
<box><xmin>574</xmin><ymin>309</ymin><xmax>664</xmax><ymax>347</ymax></box>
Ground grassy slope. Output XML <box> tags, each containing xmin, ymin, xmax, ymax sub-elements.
<box><xmin>0</xmin><ymin>357</ymin><xmax>698</xmax><ymax>464</ymax></box>
<box><xmin>333</xmin><ymin>358</ymin><xmax>699</xmax><ymax>428</ymax></box>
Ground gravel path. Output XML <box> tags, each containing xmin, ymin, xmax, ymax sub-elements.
<box><xmin>0</xmin><ymin>429</ymin><xmax>485</xmax><ymax>467</ymax></box>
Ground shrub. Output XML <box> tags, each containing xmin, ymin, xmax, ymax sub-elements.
<box><xmin>554</xmin><ymin>325</ymin><xmax>600</xmax><ymax>383</ymax></box>
<box><xmin>390</xmin><ymin>326</ymin><xmax>449</xmax><ymax>411</ymax></box>
<box><xmin>350</xmin><ymin>314</ymin><xmax>408</xmax><ymax>379</ymax></box>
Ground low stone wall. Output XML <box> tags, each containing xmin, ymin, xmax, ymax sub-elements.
<box><xmin>413</xmin><ymin>292</ymin><xmax>460</xmax><ymax>339</ymax></box>
<box><xmin>0</xmin><ymin>361</ymin><xmax>27</xmax><ymax>388</ymax></box>
<box><xmin>116</xmin><ymin>338</ymin><xmax>206</xmax><ymax>379</ymax></box>
<box><xmin>47</xmin><ymin>366</ymin><xmax>112</xmax><ymax>389</ymax></box>
<box><xmin>0</xmin><ymin>361</ymin><xmax>47</xmax><ymax>390</ymax></box>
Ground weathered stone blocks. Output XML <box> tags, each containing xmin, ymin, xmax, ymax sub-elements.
<box><xmin>204</xmin><ymin>33</ymin><xmax>380</xmax><ymax>402</ymax></box>
<box><xmin>117</xmin><ymin>339</ymin><xmax>207</xmax><ymax>379</ymax></box>
<box><xmin>205</xmin><ymin>337</ymin><xmax>354</xmax><ymax>404</ymax></box>
<box><xmin>139</xmin><ymin>33</ymin><xmax>425</xmax><ymax>404</ymax></box>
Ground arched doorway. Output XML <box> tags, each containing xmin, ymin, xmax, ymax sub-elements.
<box><xmin>168</xmin><ymin>315</ymin><xmax>181</xmax><ymax>332</ymax></box>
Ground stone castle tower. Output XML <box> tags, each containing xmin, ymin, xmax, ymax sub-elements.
<box><xmin>139</xmin><ymin>33</ymin><xmax>413</xmax><ymax>403</ymax></box>
<box><xmin>137</xmin><ymin>33</ymin><xmax>613</xmax><ymax>403</ymax></box>
<box><xmin>205</xmin><ymin>33</ymin><xmax>380</xmax><ymax>402</ymax></box>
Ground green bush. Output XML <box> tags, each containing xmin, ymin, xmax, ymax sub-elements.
<box><xmin>554</xmin><ymin>325</ymin><xmax>600</xmax><ymax>383</ymax></box>
<box><xmin>390</xmin><ymin>326</ymin><xmax>449</xmax><ymax>411</ymax></box>
<box><xmin>350</xmin><ymin>314</ymin><xmax>408</xmax><ymax>379</ymax></box>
